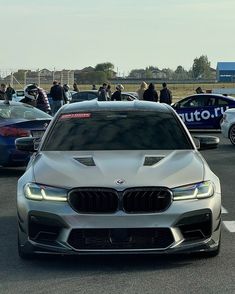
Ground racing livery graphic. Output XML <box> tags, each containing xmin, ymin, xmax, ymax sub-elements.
<box><xmin>172</xmin><ymin>94</ymin><xmax>235</xmax><ymax>129</ymax></box>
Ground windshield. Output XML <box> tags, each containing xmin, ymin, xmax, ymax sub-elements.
<box><xmin>0</xmin><ymin>104</ymin><xmax>51</xmax><ymax>120</ymax></box>
<box><xmin>42</xmin><ymin>111</ymin><xmax>192</xmax><ymax>151</ymax></box>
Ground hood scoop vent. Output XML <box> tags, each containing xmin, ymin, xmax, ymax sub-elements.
<box><xmin>74</xmin><ymin>157</ymin><xmax>96</xmax><ymax>166</ymax></box>
<box><xmin>144</xmin><ymin>156</ymin><xmax>165</xmax><ymax>166</ymax></box>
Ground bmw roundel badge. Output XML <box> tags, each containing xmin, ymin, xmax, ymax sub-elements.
<box><xmin>115</xmin><ymin>179</ymin><xmax>125</xmax><ymax>185</ymax></box>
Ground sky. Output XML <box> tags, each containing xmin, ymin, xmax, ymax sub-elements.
<box><xmin>0</xmin><ymin>0</ymin><xmax>235</xmax><ymax>76</ymax></box>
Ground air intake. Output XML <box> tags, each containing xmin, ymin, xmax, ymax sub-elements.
<box><xmin>74</xmin><ymin>157</ymin><xmax>96</xmax><ymax>166</ymax></box>
<box><xmin>144</xmin><ymin>156</ymin><xmax>164</xmax><ymax>166</ymax></box>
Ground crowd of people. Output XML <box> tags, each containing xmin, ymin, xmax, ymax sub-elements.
<box><xmin>0</xmin><ymin>80</ymin><xmax>176</xmax><ymax>116</ymax></box>
<box><xmin>96</xmin><ymin>81</ymin><xmax>172</xmax><ymax>104</ymax></box>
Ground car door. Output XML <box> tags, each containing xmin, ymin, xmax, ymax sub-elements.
<box><xmin>213</xmin><ymin>97</ymin><xmax>231</xmax><ymax>128</ymax></box>
<box><xmin>174</xmin><ymin>95</ymin><xmax>217</xmax><ymax>129</ymax></box>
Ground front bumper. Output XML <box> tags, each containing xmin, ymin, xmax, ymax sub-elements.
<box><xmin>17</xmin><ymin>193</ymin><xmax>221</xmax><ymax>256</ymax></box>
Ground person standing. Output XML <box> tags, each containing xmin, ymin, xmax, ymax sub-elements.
<box><xmin>159</xmin><ymin>82</ymin><xmax>172</xmax><ymax>105</ymax></box>
<box><xmin>6</xmin><ymin>84</ymin><xmax>15</xmax><ymax>101</ymax></box>
<box><xmin>21</xmin><ymin>83</ymin><xmax>51</xmax><ymax>114</ymax></box>
<box><xmin>106</xmin><ymin>84</ymin><xmax>112</xmax><ymax>100</ymax></box>
<box><xmin>36</xmin><ymin>84</ymin><xmax>51</xmax><ymax>114</ymax></box>
<box><xmin>21</xmin><ymin>84</ymin><xmax>38</xmax><ymax>107</ymax></box>
<box><xmin>98</xmin><ymin>83</ymin><xmax>108</xmax><ymax>101</ymax></box>
<box><xmin>136</xmin><ymin>81</ymin><xmax>147</xmax><ymax>100</ymax></box>
<box><xmin>73</xmin><ymin>82</ymin><xmax>80</xmax><ymax>92</ymax></box>
<box><xmin>50</xmin><ymin>80</ymin><xmax>67</xmax><ymax>115</ymax></box>
<box><xmin>0</xmin><ymin>83</ymin><xmax>8</xmax><ymax>103</ymax></box>
<box><xmin>63</xmin><ymin>83</ymin><xmax>71</xmax><ymax>102</ymax></box>
<box><xmin>111</xmin><ymin>84</ymin><xmax>124</xmax><ymax>101</ymax></box>
<box><xmin>143</xmin><ymin>83</ymin><xmax>158</xmax><ymax>102</ymax></box>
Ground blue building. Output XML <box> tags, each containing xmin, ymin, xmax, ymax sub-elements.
<box><xmin>217</xmin><ymin>62</ymin><xmax>235</xmax><ymax>82</ymax></box>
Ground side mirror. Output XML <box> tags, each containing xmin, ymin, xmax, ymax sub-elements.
<box><xmin>193</xmin><ymin>135</ymin><xmax>220</xmax><ymax>150</ymax></box>
<box><xmin>173</xmin><ymin>102</ymin><xmax>179</xmax><ymax>109</ymax></box>
<box><xmin>193</xmin><ymin>137</ymin><xmax>200</xmax><ymax>149</ymax></box>
<box><xmin>15</xmin><ymin>137</ymin><xmax>39</xmax><ymax>152</ymax></box>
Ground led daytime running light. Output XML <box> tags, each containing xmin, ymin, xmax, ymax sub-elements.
<box><xmin>24</xmin><ymin>183</ymin><xmax>67</xmax><ymax>202</ymax></box>
<box><xmin>173</xmin><ymin>181</ymin><xmax>214</xmax><ymax>201</ymax></box>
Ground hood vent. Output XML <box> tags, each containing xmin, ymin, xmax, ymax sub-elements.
<box><xmin>144</xmin><ymin>156</ymin><xmax>164</xmax><ymax>166</ymax></box>
<box><xmin>74</xmin><ymin>157</ymin><xmax>96</xmax><ymax>166</ymax></box>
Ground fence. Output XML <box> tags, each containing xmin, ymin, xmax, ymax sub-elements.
<box><xmin>1</xmin><ymin>70</ymin><xmax>75</xmax><ymax>89</ymax></box>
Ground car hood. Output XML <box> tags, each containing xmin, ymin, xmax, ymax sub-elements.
<box><xmin>32</xmin><ymin>150</ymin><xmax>205</xmax><ymax>189</ymax></box>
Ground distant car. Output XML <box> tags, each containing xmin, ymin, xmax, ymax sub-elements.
<box><xmin>221</xmin><ymin>108</ymin><xmax>235</xmax><ymax>145</ymax></box>
<box><xmin>12</xmin><ymin>90</ymin><xmax>25</xmax><ymax>102</ymax></box>
<box><xmin>16</xmin><ymin>100</ymin><xmax>221</xmax><ymax>259</ymax></box>
<box><xmin>0</xmin><ymin>101</ymin><xmax>51</xmax><ymax>167</ymax></box>
<box><xmin>47</xmin><ymin>90</ymin><xmax>75</xmax><ymax>108</ymax></box>
<box><xmin>172</xmin><ymin>94</ymin><xmax>235</xmax><ymax>129</ymax></box>
<box><xmin>71</xmin><ymin>90</ymin><xmax>138</xmax><ymax>103</ymax></box>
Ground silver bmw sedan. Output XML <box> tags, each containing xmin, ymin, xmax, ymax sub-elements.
<box><xmin>16</xmin><ymin>100</ymin><xmax>221</xmax><ymax>259</ymax></box>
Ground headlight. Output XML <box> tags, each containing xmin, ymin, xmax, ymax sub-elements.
<box><xmin>172</xmin><ymin>181</ymin><xmax>214</xmax><ymax>201</ymax></box>
<box><xmin>24</xmin><ymin>183</ymin><xmax>67</xmax><ymax>201</ymax></box>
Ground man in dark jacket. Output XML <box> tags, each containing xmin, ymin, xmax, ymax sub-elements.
<box><xmin>111</xmin><ymin>84</ymin><xmax>124</xmax><ymax>101</ymax></box>
<box><xmin>98</xmin><ymin>83</ymin><xmax>108</xmax><ymax>101</ymax></box>
<box><xmin>143</xmin><ymin>83</ymin><xmax>158</xmax><ymax>102</ymax></box>
<box><xmin>160</xmin><ymin>82</ymin><xmax>172</xmax><ymax>105</ymax></box>
<box><xmin>6</xmin><ymin>84</ymin><xmax>15</xmax><ymax>101</ymax></box>
<box><xmin>0</xmin><ymin>83</ymin><xmax>8</xmax><ymax>103</ymax></box>
<box><xmin>50</xmin><ymin>81</ymin><xmax>67</xmax><ymax>115</ymax></box>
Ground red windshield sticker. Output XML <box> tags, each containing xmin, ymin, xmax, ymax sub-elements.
<box><xmin>60</xmin><ymin>113</ymin><xmax>91</xmax><ymax>120</ymax></box>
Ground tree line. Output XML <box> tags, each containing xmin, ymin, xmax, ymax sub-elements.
<box><xmin>8</xmin><ymin>55</ymin><xmax>214</xmax><ymax>84</ymax></box>
<box><xmin>78</xmin><ymin>55</ymin><xmax>214</xmax><ymax>83</ymax></box>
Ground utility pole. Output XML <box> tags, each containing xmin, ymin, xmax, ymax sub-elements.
<box><xmin>24</xmin><ymin>71</ymin><xmax>28</xmax><ymax>86</ymax></box>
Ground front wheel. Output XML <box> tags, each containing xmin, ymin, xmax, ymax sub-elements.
<box><xmin>229</xmin><ymin>124</ymin><xmax>235</xmax><ymax>145</ymax></box>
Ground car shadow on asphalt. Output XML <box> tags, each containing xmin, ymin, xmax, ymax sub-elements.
<box><xmin>0</xmin><ymin>167</ymin><xmax>25</xmax><ymax>178</ymax></box>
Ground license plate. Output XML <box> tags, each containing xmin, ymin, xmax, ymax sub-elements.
<box><xmin>31</xmin><ymin>130</ymin><xmax>45</xmax><ymax>138</ymax></box>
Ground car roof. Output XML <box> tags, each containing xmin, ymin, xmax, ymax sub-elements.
<box><xmin>77</xmin><ymin>90</ymin><xmax>98</xmax><ymax>93</ymax></box>
<box><xmin>76</xmin><ymin>90</ymin><xmax>136</xmax><ymax>95</ymax></box>
<box><xmin>60</xmin><ymin>100</ymin><xmax>171</xmax><ymax>113</ymax></box>
<box><xmin>183</xmin><ymin>93</ymin><xmax>235</xmax><ymax>100</ymax></box>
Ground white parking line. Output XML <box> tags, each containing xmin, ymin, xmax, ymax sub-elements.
<box><xmin>222</xmin><ymin>206</ymin><xmax>228</xmax><ymax>214</ymax></box>
<box><xmin>223</xmin><ymin>221</ymin><xmax>235</xmax><ymax>233</ymax></box>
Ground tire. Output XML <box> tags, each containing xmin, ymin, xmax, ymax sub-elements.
<box><xmin>229</xmin><ymin>124</ymin><xmax>235</xmax><ymax>146</ymax></box>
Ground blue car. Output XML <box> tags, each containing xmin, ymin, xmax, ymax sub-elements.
<box><xmin>172</xmin><ymin>94</ymin><xmax>235</xmax><ymax>129</ymax></box>
<box><xmin>0</xmin><ymin>101</ymin><xmax>51</xmax><ymax>167</ymax></box>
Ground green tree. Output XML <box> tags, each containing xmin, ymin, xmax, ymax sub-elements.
<box><xmin>174</xmin><ymin>66</ymin><xmax>189</xmax><ymax>80</ymax></box>
<box><xmin>192</xmin><ymin>55</ymin><xmax>212</xmax><ymax>79</ymax></box>
<box><xmin>145</xmin><ymin>67</ymin><xmax>153</xmax><ymax>79</ymax></box>
<box><xmin>78</xmin><ymin>71</ymin><xmax>106</xmax><ymax>84</ymax></box>
<box><xmin>95</xmin><ymin>62</ymin><xmax>115</xmax><ymax>79</ymax></box>
<box><xmin>161</xmin><ymin>68</ymin><xmax>174</xmax><ymax>80</ymax></box>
